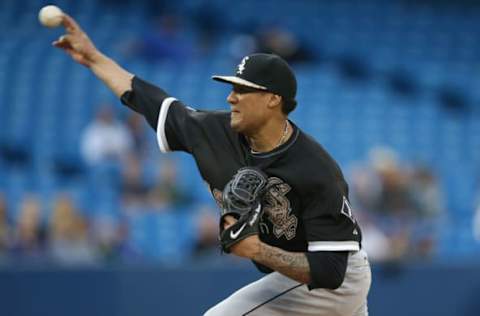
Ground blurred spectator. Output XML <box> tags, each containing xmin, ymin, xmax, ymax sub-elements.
<box><xmin>352</xmin><ymin>147</ymin><xmax>411</xmax><ymax>217</ymax></box>
<box><xmin>192</xmin><ymin>204</ymin><xmax>219</xmax><ymax>260</ymax></box>
<box><xmin>255</xmin><ymin>25</ymin><xmax>315</xmax><ymax>63</ymax></box>
<box><xmin>408</xmin><ymin>166</ymin><xmax>444</xmax><ymax>258</ymax></box>
<box><xmin>0</xmin><ymin>194</ymin><xmax>12</xmax><ymax>261</ymax></box>
<box><xmin>190</xmin><ymin>204</ymin><xmax>246</xmax><ymax>266</ymax></box>
<box><xmin>358</xmin><ymin>212</ymin><xmax>409</xmax><ymax>263</ymax></box>
<box><xmin>121</xmin><ymin>155</ymin><xmax>151</xmax><ymax>208</ymax></box>
<box><xmin>126</xmin><ymin>113</ymin><xmax>150</xmax><ymax>158</ymax></box>
<box><xmin>474</xmin><ymin>194</ymin><xmax>480</xmax><ymax>242</ymax></box>
<box><xmin>148</xmin><ymin>158</ymin><xmax>192</xmax><ymax>209</ymax></box>
<box><xmin>351</xmin><ymin>146</ymin><xmax>444</xmax><ymax>261</ymax></box>
<box><xmin>410</xmin><ymin>166</ymin><xmax>444</xmax><ymax>218</ymax></box>
<box><xmin>229</xmin><ymin>25</ymin><xmax>315</xmax><ymax>64</ymax></box>
<box><xmin>368</xmin><ymin>147</ymin><xmax>413</xmax><ymax>217</ymax></box>
<box><xmin>47</xmin><ymin>194</ymin><xmax>98</xmax><ymax>265</ymax></box>
<box><xmin>10</xmin><ymin>195</ymin><xmax>47</xmax><ymax>260</ymax></box>
<box><xmin>81</xmin><ymin>105</ymin><xmax>133</xmax><ymax>166</ymax></box>
<box><xmin>90</xmin><ymin>214</ymin><xmax>131</xmax><ymax>263</ymax></box>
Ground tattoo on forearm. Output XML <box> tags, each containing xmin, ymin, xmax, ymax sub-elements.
<box><xmin>255</xmin><ymin>243</ymin><xmax>311</xmax><ymax>284</ymax></box>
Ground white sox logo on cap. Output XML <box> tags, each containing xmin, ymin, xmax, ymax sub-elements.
<box><xmin>236</xmin><ymin>56</ymin><xmax>249</xmax><ymax>75</ymax></box>
<box><xmin>213</xmin><ymin>53</ymin><xmax>297</xmax><ymax>103</ymax></box>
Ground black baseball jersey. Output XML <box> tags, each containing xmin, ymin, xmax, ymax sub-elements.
<box><xmin>121</xmin><ymin>77</ymin><xmax>362</xmax><ymax>256</ymax></box>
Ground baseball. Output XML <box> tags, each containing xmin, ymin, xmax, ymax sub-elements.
<box><xmin>38</xmin><ymin>5</ymin><xmax>63</xmax><ymax>28</ymax></box>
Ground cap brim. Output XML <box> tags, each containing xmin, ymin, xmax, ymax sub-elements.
<box><xmin>212</xmin><ymin>76</ymin><xmax>267</xmax><ymax>90</ymax></box>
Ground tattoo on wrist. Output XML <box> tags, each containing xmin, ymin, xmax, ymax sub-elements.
<box><xmin>256</xmin><ymin>243</ymin><xmax>311</xmax><ymax>284</ymax></box>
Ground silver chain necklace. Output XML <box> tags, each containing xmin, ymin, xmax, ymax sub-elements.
<box><xmin>250</xmin><ymin>120</ymin><xmax>289</xmax><ymax>154</ymax></box>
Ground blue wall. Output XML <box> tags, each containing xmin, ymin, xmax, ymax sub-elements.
<box><xmin>1</xmin><ymin>263</ymin><xmax>479</xmax><ymax>316</ymax></box>
<box><xmin>369</xmin><ymin>263</ymin><xmax>480</xmax><ymax>316</ymax></box>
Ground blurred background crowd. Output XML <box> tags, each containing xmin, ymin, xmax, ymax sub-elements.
<box><xmin>0</xmin><ymin>0</ymin><xmax>479</xmax><ymax>269</ymax></box>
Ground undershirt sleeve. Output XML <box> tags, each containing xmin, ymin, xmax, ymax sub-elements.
<box><xmin>306</xmin><ymin>251</ymin><xmax>348</xmax><ymax>289</ymax></box>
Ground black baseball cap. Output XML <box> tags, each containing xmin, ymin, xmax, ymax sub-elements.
<box><xmin>212</xmin><ymin>53</ymin><xmax>297</xmax><ymax>103</ymax></box>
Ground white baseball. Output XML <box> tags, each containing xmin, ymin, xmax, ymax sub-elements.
<box><xmin>38</xmin><ymin>5</ymin><xmax>63</xmax><ymax>28</ymax></box>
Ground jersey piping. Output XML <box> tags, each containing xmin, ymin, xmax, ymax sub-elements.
<box><xmin>248</xmin><ymin>121</ymin><xmax>300</xmax><ymax>159</ymax></box>
<box><xmin>157</xmin><ymin>97</ymin><xmax>177</xmax><ymax>153</ymax></box>
<box><xmin>308</xmin><ymin>241</ymin><xmax>360</xmax><ymax>252</ymax></box>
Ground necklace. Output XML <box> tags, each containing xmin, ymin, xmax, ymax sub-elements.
<box><xmin>250</xmin><ymin>120</ymin><xmax>290</xmax><ymax>154</ymax></box>
<box><xmin>276</xmin><ymin>120</ymin><xmax>290</xmax><ymax>148</ymax></box>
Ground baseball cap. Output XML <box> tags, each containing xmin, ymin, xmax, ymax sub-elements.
<box><xmin>212</xmin><ymin>53</ymin><xmax>297</xmax><ymax>102</ymax></box>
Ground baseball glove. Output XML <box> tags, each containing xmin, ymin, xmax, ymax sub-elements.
<box><xmin>219</xmin><ymin>167</ymin><xmax>268</xmax><ymax>253</ymax></box>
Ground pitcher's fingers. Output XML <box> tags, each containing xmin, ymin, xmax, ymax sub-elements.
<box><xmin>53</xmin><ymin>39</ymin><xmax>70</xmax><ymax>49</ymax></box>
<box><xmin>53</xmin><ymin>34</ymin><xmax>67</xmax><ymax>45</ymax></box>
<box><xmin>52</xmin><ymin>35</ymin><xmax>64</xmax><ymax>47</ymax></box>
<box><xmin>52</xmin><ymin>35</ymin><xmax>71</xmax><ymax>48</ymax></box>
<box><xmin>62</xmin><ymin>14</ymin><xmax>81</xmax><ymax>33</ymax></box>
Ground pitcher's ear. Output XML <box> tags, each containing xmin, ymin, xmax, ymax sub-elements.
<box><xmin>267</xmin><ymin>94</ymin><xmax>282</xmax><ymax>109</ymax></box>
